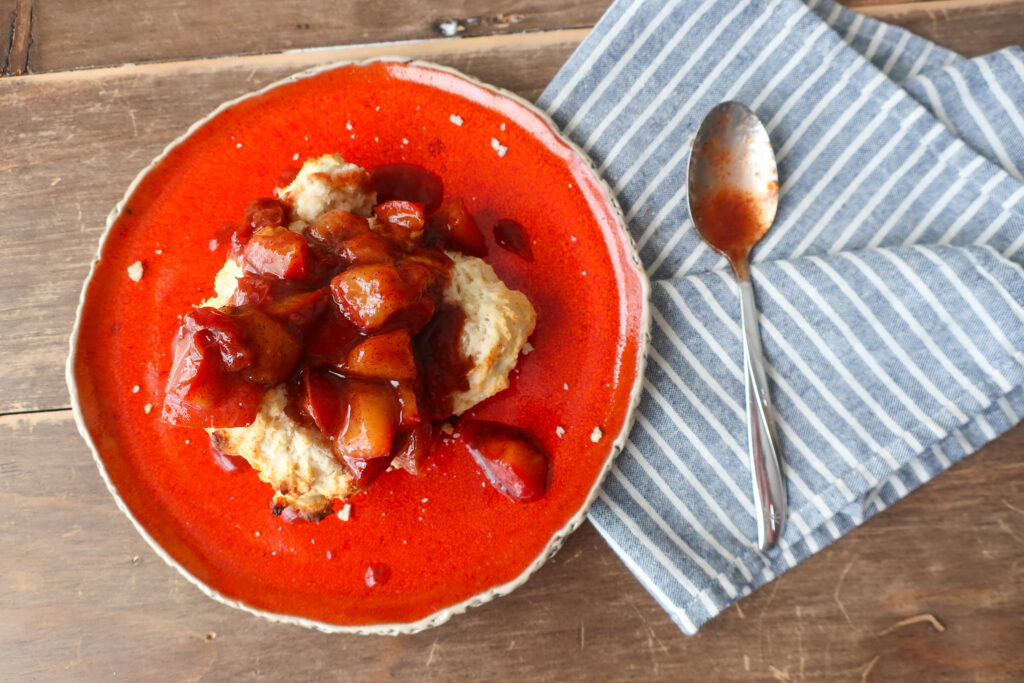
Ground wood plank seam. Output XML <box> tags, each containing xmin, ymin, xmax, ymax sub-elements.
<box><xmin>0</xmin><ymin>407</ymin><xmax>73</xmax><ymax>420</ymax></box>
<box><xmin>1</xmin><ymin>28</ymin><xmax>591</xmax><ymax>84</ymax></box>
<box><xmin>2</xmin><ymin>0</ymin><xmax>31</xmax><ymax>76</ymax></box>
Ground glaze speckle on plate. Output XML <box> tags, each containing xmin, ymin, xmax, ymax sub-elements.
<box><xmin>68</xmin><ymin>58</ymin><xmax>649</xmax><ymax>634</ymax></box>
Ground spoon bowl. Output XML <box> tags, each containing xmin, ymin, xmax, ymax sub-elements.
<box><xmin>688</xmin><ymin>102</ymin><xmax>779</xmax><ymax>273</ymax></box>
<box><xmin>687</xmin><ymin>101</ymin><xmax>787</xmax><ymax>551</ymax></box>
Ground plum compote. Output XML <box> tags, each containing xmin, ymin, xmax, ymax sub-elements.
<box><xmin>162</xmin><ymin>161</ymin><xmax>548</xmax><ymax>507</ymax></box>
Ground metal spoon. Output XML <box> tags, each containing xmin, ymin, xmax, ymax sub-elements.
<box><xmin>687</xmin><ymin>101</ymin><xmax>786</xmax><ymax>551</ymax></box>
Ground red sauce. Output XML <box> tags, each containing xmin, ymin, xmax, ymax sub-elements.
<box><xmin>690</xmin><ymin>186</ymin><xmax>767</xmax><ymax>265</ymax></box>
<box><xmin>72</xmin><ymin>61</ymin><xmax>647</xmax><ymax>629</ymax></box>
<box><xmin>493</xmin><ymin>219</ymin><xmax>534</xmax><ymax>261</ymax></box>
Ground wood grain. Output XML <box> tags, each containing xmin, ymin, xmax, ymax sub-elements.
<box><xmin>29</xmin><ymin>0</ymin><xmax>605</xmax><ymax>74</ymax></box>
<box><xmin>9</xmin><ymin>0</ymin><xmax>1024</xmax><ymax>76</ymax></box>
<box><xmin>0</xmin><ymin>0</ymin><xmax>17</xmax><ymax>74</ymax></box>
<box><xmin>4</xmin><ymin>410</ymin><xmax>1022</xmax><ymax>680</ymax></box>
<box><xmin>0</xmin><ymin>31</ymin><xmax>582</xmax><ymax>415</ymax></box>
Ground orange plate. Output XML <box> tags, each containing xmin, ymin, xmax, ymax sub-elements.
<box><xmin>69</xmin><ymin>59</ymin><xmax>648</xmax><ymax>632</ymax></box>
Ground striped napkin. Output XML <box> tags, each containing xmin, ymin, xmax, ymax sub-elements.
<box><xmin>538</xmin><ymin>0</ymin><xmax>1024</xmax><ymax>633</ymax></box>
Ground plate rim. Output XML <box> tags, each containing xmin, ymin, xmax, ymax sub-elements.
<box><xmin>65</xmin><ymin>55</ymin><xmax>652</xmax><ymax>635</ymax></box>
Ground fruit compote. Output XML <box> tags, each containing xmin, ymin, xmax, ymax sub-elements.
<box><xmin>162</xmin><ymin>163</ymin><xmax>549</xmax><ymax>508</ymax></box>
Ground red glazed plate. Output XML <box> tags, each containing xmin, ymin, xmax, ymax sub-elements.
<box><xmin>68</xmin><ymin>59</ymin><xmax>649</xmax><ymax>634</ymax></box>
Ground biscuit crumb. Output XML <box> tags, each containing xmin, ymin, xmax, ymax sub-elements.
<box><xmin>440</xmin><ymin>422</ymin><xmax>454</xmax><ymax>435</ymax></box>
<box><xmin>155</xmin><ymin>249</ymin><xmax>163</xmax><ymax>255</ymax></box>
<box><xmin>127</xmin><ymin>261</ymin><xmax>144</xmax><ymax>281</ymax></box>
<box><xmin>402</xmin><ymin>138</ymin><xmax>409</xmax><ymax>145</ymax></box>
<box><xmin>292</xmin><ymin>153</ymin><xmax>300</xmax><ymax>161</ymax></box>
<box><xmin>570</xmin><ymin>235</ymin><xmax>577</xmax><ymax>242</ymax></box>
<box><xmin>521</xmin><ymin>342</ymin><xmax>534</xmax><ymax>355</ymax></box>
<box><xmin>254</xmin><ymin>531</ymin><xmax>260</xmax><ymax>537</ymax></box>
<box><xmin>563</xmin><ymin>383</ymin><xmax>568</xmax><ymax>390</ymax></box>
<box><xmin>204</xmin><ymin>632</ymin><xmax>217</xmax><ymax>642</ymax></box>
<box><xmin>449</xmin><ymin>114</ymin><xmax>464</xmax><ymax>126</ymax></box>
<box><xmin>590</xmin><ymin>427</ymin><xmax>603</xmax><ymax>442</ymax></box>
<box><xmin>421</xmin><ymin>498</ymin><xmax>429</xmax><ymax>503</ymax></box>
<box><xmin>338</xmin><ymin>504</ymin><xmax>352</xmax><ymax>522</ymax></box>
<box><xmin>500</xmin><ymin>122</ymin><xmax>506</xmax><ymax>131</ymax></box>
<box><xmin>491</xmin><ymin>138</ymin><xmax>508</xmax><ymax>157</ymax></box>
<box><xmin>132</xmin><ymin>385</ymin><xmax>141</xmax><ymax>394</ymax></box>
<box><xmin>236</xmin><ymin>143</ymin><xmax>243</xmax><ymax>149</ymax></box>
<box><xmin>346</xmin><ymin>121</ymin><xmax>353</xmax><ymax>130</ymax></box>
<box><xmin>556</xmin><ymin>426</ymin><xmax>565</xmax><ymax>438</ymax></box>
<box><xmin>143</xmin><ymin>403</ymin><xmax>153</xmax><ymax>414</ymax></box>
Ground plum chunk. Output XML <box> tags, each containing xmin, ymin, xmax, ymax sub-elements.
<box><xmin>244</xmin><ymin>226</ymin><xmax>309</xmax><ymax>279</ymax></box>
<box><xmin>335</xmin><ymin>379</ymin><xmax>398</xmax><ymax>459</ymax></box>
<box><xmin>342</xmin><ymin>454</ymin><xmax>393</xmax><ymax>487</ymax></box>
<box><xmin>373</xmin><ymin>200</ymin><xmax>426</xmax><ymax>243</ymax></box>
<box><xmin>391</xmin><ymin>421</ymin><xmax>434</xmax><ymax>476</ymax></box>
<box><xmin>263</xmin><ymin>287</ymin><xmax>330</xmax><ymax>332</ymax></box>
<box><xmin>305</xmin><ymin>209</ymin><xmax>370</xmax><ymax>250</ymax></box>
<box><xmin>229</xmin><ymin>275</ymin><xmax>275</xmax><ymax>308</ymax></box>
<box><xmin>345</xmin><ymin>329</ymin><xmax>418</xmax><ymax>381</ymax></box>
<box><xmin>330</xmin><ymin>263</ymin><xmax>430</xmax><ymax>332</ymax></box>
<box><xmin>459</xmin><ymin>420</ymin><xmax>549</xmax><ymax>503</ymax></box>
<box><xmin>230</xmin><ymin>307</ymin><xmax>302</xmax><ymax>386</ymax></box>
<box><xmin>334</xmin><ymin>231</ymin><xmax>400</xmax><ymax>267</ymax></box>
<box><xmin>393</xmin><ymin>381</ymin><xmax>421</xmax><ymax>427</ymax></box>
<box><xmin>242</xmin><ymin>197</ymin><xmax>288</xmax><ymax>232</ymax></box>
<box><xmin>303</xmin><ymin>308</ymin><xmax>363</xmax><ymax>367</ymax></box>
<box><xmin>161</xmin><ymin>308</ymin><xmax>263</xmax><ymax>428</ymax></box>
<box><xmin>425</xmin><ymin>199</ymin><xmax>486</xmax><ymax>256</ymax></box>
<box><xmin>297</xmin><ymin>369</ymin><xmax>347</xmax><ymax>436</ymax></box>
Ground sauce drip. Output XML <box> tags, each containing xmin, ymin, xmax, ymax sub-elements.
<box><xmin>493</xmin><ymin>219</ymin><xmax>534</xmax><ymax>261</ymax></box>
<box><xmin>370</xmin><ymin>164</ymin><xmax>444</xmax><ymax>210</ymax></box>
<box><xmin>690</xmin><ymin>186</ymin><xmax>769</xmax><ymax>264</ymax></box>
<box><xmin>415</xmin><ymin>304</ymin><xmax>471</xmax><ymax>419</ymax></box>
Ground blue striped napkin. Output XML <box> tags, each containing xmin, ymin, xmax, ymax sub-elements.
<box><xmin>538</xmin><ymin>0</ymin><xmax>1024</xmax><ymax>633</ymax></box>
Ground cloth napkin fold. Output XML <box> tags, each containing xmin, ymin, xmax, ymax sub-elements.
<box><xmin>537</xmin><ymin>0</ymin><xmax>1024</xmax><ymax>633</ymax></box>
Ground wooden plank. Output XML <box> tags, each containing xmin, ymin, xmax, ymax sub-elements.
<box><xmin>0</xmin><ymin>0</ymin><xmax>17</xmax><ymax>74</ymax></box>
<box><xmin>16</xmin><ymin>0</ymin><xmax>1020</xmax><ymax>74</ymax></box>
<box><xmin>862</xmin><ymin>0</ymin><xmax>1024</xmax><ymax>56</ymax></box>
<box><xmin>2</xmin><ymin>0</ymin><xmax>30</xmax><ymax>75</ymax></box>
<box><xmin>0</xmin><ymin>31</ymin><xmax>584</xmax><ymax>414</ymax></box>
<box><xmin>28</xmin><ymin>0</ymin><xmax>608</xmax><ymax>73</ymax></box>
<box><xmin>3</xmin><ymin>410</ymin><xmax>1022</xmax><ymax>680</ymax></box>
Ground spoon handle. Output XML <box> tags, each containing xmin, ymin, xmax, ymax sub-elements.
<box><xmin>737</xmin><ymin>275</ymin><xmax>787</xmax><ymax>551</ymax></box>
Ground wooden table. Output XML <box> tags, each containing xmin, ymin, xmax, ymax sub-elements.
<box><xmin>3</xmin><ymin>1</ymin><xmax>1024</xmax><ymax>680</ymax></box>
